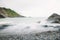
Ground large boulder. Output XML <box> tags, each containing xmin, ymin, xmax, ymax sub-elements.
<box><xmin>0</xmin><ymin>7</ymin><xmax>24</xmax><ymax>18</ymax></box>
<box><xmin>47</xmin><ymin>13</ymin><xmax>60</xmax><ymax>23</ymax></box>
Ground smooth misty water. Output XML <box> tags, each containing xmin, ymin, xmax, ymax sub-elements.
<box><xmin>0</xmin><ymin>17</ymin><xmax>59</xmax><ymax>40</ymax></box>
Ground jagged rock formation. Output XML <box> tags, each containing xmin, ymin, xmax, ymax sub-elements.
<box><xmin>0</xmin><ymin>7</ymin><xmax>24</xmax><ymax>18</ymax></box>
<box><xmin>47</xmin><ymin>13</ymin><xmax>60</xmax><ymax>23</ymax></box>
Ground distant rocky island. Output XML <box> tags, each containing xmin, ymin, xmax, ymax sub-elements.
<box><xmin>0</xmin><ymin>7</ymin><xmax>24</xmax><ymax>18</ymax></box>
<box><xmin>47</xmin><ymin>13</ymin><xmax>60</xmax><ymax>23</ymax></box>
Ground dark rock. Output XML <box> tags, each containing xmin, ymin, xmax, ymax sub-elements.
<box><xmin>43</xmin><ymin>25</ymin><xmax>48</xmax><ymax>27</ymax></box>
<box><xmin>52</xmin><ymin>21</ymin><xmax>59</xmax><ymax>23</ymax></box>
<box><xmin>0</xmin><ymin>14</ymin><xmax>5</xmax><ymax>18</ymax></box>
<box><xmin>47</xmin><ymin>13</ymin><xmax>60</xmax><ymax>23</ymax></box>
<box><xmin>0</xmin><ymin>24</ymin><xmax>11</xmax><ymax>30</ymax></box>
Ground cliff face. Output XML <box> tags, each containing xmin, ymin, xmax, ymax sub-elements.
<box><xmin>47</xmin><ymin>13</ymin><xmax>60</xmax><ymax>23</ymax></box>
<box><xmin>0</xmin><ymin>7</ymin><xmax>24</xmax><ymax>18</ymax></box>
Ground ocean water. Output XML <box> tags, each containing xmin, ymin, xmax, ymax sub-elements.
<box><xmin>0</xmin><ymin>17</ymin><xmax>59</xmax><ymax>40</ymax></box>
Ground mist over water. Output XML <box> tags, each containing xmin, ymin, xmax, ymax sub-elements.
<box><xmin>0</xmin><ymin>17</ymin><xmax>59</xmax><ymax>40</ymax></box>
<box><xmin>0</xmin><ymin>17</ymin><xmax>58</xmax><ymax>34</ymax></box>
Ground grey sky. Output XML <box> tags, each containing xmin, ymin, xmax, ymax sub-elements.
<box><xmin>1</xmin><ymin>0</ymin><xmax>60</xmax><ymax>17</ymax></box>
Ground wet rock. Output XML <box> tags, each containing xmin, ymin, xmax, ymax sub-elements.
<box><xmin>0</xmin><ymin>31</ymin><xmax>60</xmax><ymax>40</ymax></box>
<box><xmin>42</xmin><ymin>25</ymin><xmax>48</xmax><ymax>27</ymax></box>
<box><xmin>0</xmin><ymin>24</ymin><xmax>11</xmax><ymax>30</ymax></box>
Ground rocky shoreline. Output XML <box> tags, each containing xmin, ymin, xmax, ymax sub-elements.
<box><xmin>0</xmin><ymin>31</ymin><xmax>60</xmax><ymax>40</ymax></box>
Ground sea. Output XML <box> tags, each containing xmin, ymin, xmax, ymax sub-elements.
<box><xmin>0</xmin><ymin>17</ymin><xmax>59</xmax><ymax>40</ymax></box>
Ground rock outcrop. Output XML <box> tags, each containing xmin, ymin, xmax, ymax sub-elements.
<box><xmin>47</xmin><ymin>13</ymin><xmax>60</xmax><ymax>23</ymax></box>
<box><xmin>0</xmin><ymin>7</ymin><xmax>24</xmax><ymax>18</ymax></box>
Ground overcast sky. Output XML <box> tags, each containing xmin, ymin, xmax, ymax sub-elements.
<box><xmin>0</xmin><ymin>0</ymin><xmax>60</xmax><ymax>17</ymax></box>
